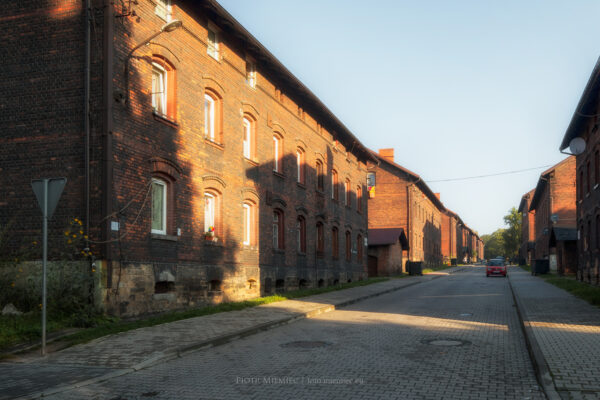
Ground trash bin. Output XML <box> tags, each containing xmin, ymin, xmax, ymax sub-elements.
<box><xmin>450</xmin><ymin>258</ymin><xmax>457</xmax><ymax>266</ymax></box>
<box><xmin>532</xmin><ymin>259</ymin><xmax>549</xmax><ymax>276</ymax></box>
<box><xmin>408</xmin><ymin>261</ymin><xmax>423</xmax><ymax>276</ymax></box>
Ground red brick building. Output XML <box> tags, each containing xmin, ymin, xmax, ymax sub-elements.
<box><xmin>0</xmin><ymin>0</ymin><xmax>374</xmax><ymax>316</ymax></box>
<box><xmin>367</xmin><ymin>228</ymin><xmax>409</xmax><ymax>276</ymax></box>
<box><xmin>529</xmin><ymin>157</ymin><xmax>577</xmax><ymax>275</ymax></box>
<box><xmin>367</xmin><ymin>149</ymin><xmax>445</xmax><ymax>269</ymax></box>
<box><xmin>518</xmin><ymin>189</ymin><xmax>536</xmax><ymax>266</ymax></box>
<box><xmin>441</xmin><ymin>209</ymin><xmax>459</xmax><ymax>265</ymax></box>
<box><xmin>559</xmin><ymin>58</ymin><xmax>600</xmax><ymax>284</ymax></box>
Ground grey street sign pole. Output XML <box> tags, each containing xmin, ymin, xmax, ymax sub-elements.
<box><xmin>31</xmin><ymin>177</ymin><xmax>66</xmax><ymax>356</ymax></box>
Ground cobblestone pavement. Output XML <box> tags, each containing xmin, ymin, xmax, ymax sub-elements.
<box><xmin>44</xmin><ymin>267</ymin><xmax>544</xmax><ymax>400</ymax></box>
<box><xmin>509</xmin><ymin>268</ymin><xmax>600</xmax><ymax>400</ymax></box>
<box><xmin>1</xmin><ymin>269</ymin><xmax>459</xmax><ymax>399</ymax></box>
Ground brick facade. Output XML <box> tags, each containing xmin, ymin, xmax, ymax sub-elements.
<box><xmin>0</xmin><ymin>0</ymin><xmax>373</xmax><ymax>316</ymax></box>
<box><xmin>560</xmin><ymin>60</ymin><xmax>600</xmax><ymax>284</ymax></box>
<box><xmin>441</xmin><ymin>210</ymin><xmax>458</xmax><ymax>265</ymax></box>
<box><xmin>529</xmin><ymin>157</ymin><xmax>576</xmax><ymax>274</ymax></box>
<box><xmin>367</xmin><ymin>149</ymin><xmax>444</xmax><ymax>268</ymax></box>
<box><xmin>518</xmin><ymin>189</ymin><xmax>536</xmax><ymax>265</ymax></box>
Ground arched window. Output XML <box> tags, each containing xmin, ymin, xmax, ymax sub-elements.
<box><xmin>344</xmin><ymin>179</ymin><xmax>351</xmax><ymax>206</ymax></box>
<box><xmin>243</xmin><ymin>115</ymin><xmax>255</xmax><ymax>160</ymax></box>
<box><xmin>204</xmin><ymin>89</ymin><xmax>222</xmax><ymax>143</ymax></box>
<box><xmin>357</xmin><ymin>234</ymin><xmax>363</xmax><ymax>261</ymax></box>
<box><xmin>297</xmin><ymin>147</ymin><xmax>305</xmax><ymax>184</ymax></box>
<box><xmin>332</xmin><ymin>227</ymin><xmax>339</xmax><ymax>258</ymax></box>
<box><xmin>357</xmin><ymin>185</ymin><xmax>363</xmax><ymax>212</ymax></box>
<box><xmin>204</xmin><ymin>190</ymin><xmax>221</xmax><ymax>239</ymax></box>
<box><xmin>345</xmin><ymin>231</ymin><xmax>352</xmax><ymax>261</ymax></box>
<box><xmin>316</xmin><ymin>222</ymin><xmax>324</xmax><ymax>256</ymax></box>
<box><xmin>273</xmin><ymin>134</ymin><xmax>283</xmax><ymax>173</ymax></box>
<box><xmin>331</xmin><ymin>169</ymin><xmax>338</xmax><ymax>201</ymax></box>
<box><xmin>297</xmin><ymin>215</ymin><xmax>306</xmax><ymax>253</ymax></box>
<box><xmin>316</xmin><ymin>160</ymin><xmax>324</xmax><ymax>191</ymax></box>
<box><xmin>151</xmin><ymin>56</ymin><xmax>176</xmax><ymax>120</ymax></box>
<box><xmin>151</xmin><ymin>178</ymin><xmax>168</xmax><ymax>234</ymax></box>
<box><xmin>273</xmin><ymin>209</ymin><xmax>284</xmax><ymax>249</ymax></box>
<box><xmin>242</xmin><ymin>201</ymin><xmax>256</xmax><ymax>246</ymax></box>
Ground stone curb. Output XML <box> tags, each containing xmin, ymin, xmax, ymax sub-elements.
<box><xmin>17</xmin><ymin>268</ymin><xmax>464</xmax><ymax>399</ymax></box>
<box><xmin>507</xmin><ymin>270</ymin><xmax>561</xmax><ymax>400</ymax></box>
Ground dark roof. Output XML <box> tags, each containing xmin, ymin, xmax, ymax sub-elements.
<box><xmin>187</xmin><ymin>0</ymin><xmax>377</xmax><ymax>164</ymax></box>
<box><xmin>529</xmin><ymin>156</ymin><xmax>574</xmax><ymax>211</ymax></box>
<box><xmin>560</xmin><ymin>57</ymin><xmax>600</xmax><ymax>151</ymax></box>
<box><xmin>550</xmin><ymin>227</ymin><xmax>577</xmax><ymax>246</ymax></box>
<box><xmin>518</xmin><ymin>189</ymin><xmax>535</xmax><ymax>213</ymax></box>
<box><xmin>368</xmin><ymin>228</ymin><xmax>409</xmax><ymax>248</ymax></box>
<box><xmin>369</xmin><ymin>150</ymin><xmax>446</xmax><ymax>212</ymax></box>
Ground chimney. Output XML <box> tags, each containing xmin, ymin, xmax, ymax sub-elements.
<box><xmin>378</xmin><ymin>148</ymin><xmax>394</xmax><ymax>163</ymax></box>
<box><xmin>435</xmin><ymin>193</ymin><xmax>441</xmax><ymax>200</ymax></box>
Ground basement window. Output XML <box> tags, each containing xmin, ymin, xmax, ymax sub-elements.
<box><xmin>155</xmin><ymin>281</ymin><xmax>174</xmax><ymax>294</ymax></box>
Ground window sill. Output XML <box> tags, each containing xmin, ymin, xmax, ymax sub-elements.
<box><xmin>244</xmin><ymin>157</ymin><xmax>259</xmax><ymax>166</ymax></box>
<box><xmin>273</xmin><ymin>171</ymin><xmax>285</xmax><ymax>179</ymax></box>
<box><xmin>151</xmin><ymin>233</ymin><xmax>179</xmax><ymax>242</ymax></box>
<box><xmin>205</xmin><ymin>138</ymin><xmax>224</xmax><ymax>151</ymax></box>
<box><xmin>243</xmin><ymin>244</ymin><xmax>258</xmax><ymax>251</ymax></box>
<box><xmin>296</xmin><ymin>182</ymin><xmax>306</xmax><ymax>189</ymax></box>
<box><xmin>152</xmin><ymin>112</ymin><xmax>178</xmax><ymax>128</ymax></box>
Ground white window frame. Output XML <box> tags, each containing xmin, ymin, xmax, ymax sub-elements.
<box><xmin>296</xmin><ymin>149</ymin><xmax>303</xmax><ymax>183</ymax></box>
<box><xmin>243</xmin><ymin>117</ymin><xmax>251</xmax><ymax>159</ymax></box>
<box><xmin>273</xmin><ymin>136</ymin><xmax>281</xmax><ymax>173</ymax></box>
<box><xmin>246</xmin><ymin>61</ymin><xmax>256</xmax><ymax>88</ymax></box>
<box><xmin>204</xmin><ymin>193</ymin><xmax>215</xmax><ymax>234</ymax></box>
<box><xmin>207</xmin><ymin>27</ymin><xmax>219</xmax><ymax>60</ymax></box>
<box><xmin>152</xmin><ymin>62</ymin><xmax>167</xmax><ymax>116</ymax></box>
<box><xmin>344</xmin><ymin>180</ymin><xmax>349</xmax><ymax>206</ymax></box>
<box><xmin>151</xmin><ymin>179</ymin><xmax>167</xmax><ymax>235</ymax></box>
<box><xmin>155</xmin><ymin>0</ymin><xmax>172</xmax><ymax>22</ymax></box>
<box><xmin>243</xmin><ymin>203</ymin><xmax>251</xmax><ymax>246</ymax></box>
<box><xmin>204</xmin><ymin>94</ymin><xmax>215</xmax><ymax>140</ymax></box>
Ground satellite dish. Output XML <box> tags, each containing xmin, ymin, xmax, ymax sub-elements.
<box><xmin>569</xmin><ymin>137</ymin><xmax>586</xmax><ymax>155</ymax></box>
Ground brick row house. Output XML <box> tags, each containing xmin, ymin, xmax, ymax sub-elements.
<box><xmin>518</xmin><ymin>189</ymin><xmax>536</xmax><ymax>266</ymax></box>
<box><xmin>527</xmin><ymin>157</ymin><xmax>577</xmax><ymax>275</ymax></box>
<box><xmin>366</xmin><ymin>148</ymin><xmax>483</xmax><ymax>275</ymax></box>
<box><xmin>559</xmin><ymin>58</ymin><xmax>600</xmax><ymax>284</ymax></box>
<box><xmin>0</xmin><ymin>0</ymin><xmax>375</xmax><ymax>316</ymax></box>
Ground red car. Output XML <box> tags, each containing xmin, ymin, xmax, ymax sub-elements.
<box><xmin>486</xmin><ymin>259</ymin><xmax>507</xmax><ymax>277</ymax></box>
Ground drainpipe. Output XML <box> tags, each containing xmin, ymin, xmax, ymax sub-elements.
<box><xmin>102</xmin><ymin>0</ymin><xmax>114</xmax><ymax>276</ymax></box>
<box><xmin>84</xmin><ymin>0</ymin><xmax>91</xmax><ymax>248</ymax></box>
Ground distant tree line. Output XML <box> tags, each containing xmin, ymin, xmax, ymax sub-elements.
<box><xmin>481</xmin><ymin>207</ymin><xmax>521</xmax><ymax>260</ymax></box>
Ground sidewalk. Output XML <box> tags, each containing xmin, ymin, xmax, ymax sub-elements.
<box><xmin>0</xmin><ymin>267</ymin><xmax>465</xmax><ymax>400</ymax></box>
<box><xmin>509</xmin><ymin>267</ymin><xmax>600</xmax><ymax>400</ymax></box>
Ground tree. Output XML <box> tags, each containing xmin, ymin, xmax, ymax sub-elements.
<box><xmin>502</xmin><ymin>207</ymin><xmax>521</xmax><ymax>259</ymax></box>
<box><xmin>482</xmin><ymin>229</ymin><xmax>505</xmax><ymax>259</ymax></box>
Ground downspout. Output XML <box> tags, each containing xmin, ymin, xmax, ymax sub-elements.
<box><xmin>84</xmin><ymin>0</ymin><xmax>91</xmax><ymax>248</ymax></box>
<box><xmin>102</xmin><ymin>0</ymin><xmax>114</xmax><ymax>281</ymax></box>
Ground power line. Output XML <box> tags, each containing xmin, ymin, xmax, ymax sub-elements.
<box><xmin>426</xmin><ymin>164</ymin><xmax>553</xmax><ymax>183</ymax></box>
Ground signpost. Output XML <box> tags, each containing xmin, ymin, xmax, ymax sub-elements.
<box><xmin>31</xmin><ymin>177</ymin><xmax>66</xmax><ymax>356</ymax></box>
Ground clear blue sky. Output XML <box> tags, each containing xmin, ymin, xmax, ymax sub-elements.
<box><xmin>218</xmin><ymin>0</ymin><xmax>599</xmax><ymax>235</ymax></box>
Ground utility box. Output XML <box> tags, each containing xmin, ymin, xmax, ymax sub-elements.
<box><xmin>408</xmin><ymin>261</ymin><xmax>423</xmax><ymax>276</ymax></box>
<box><xmin>532</xmin><ymin>259</ymin><xmax>549</xmax><ymax>276</ymax></box>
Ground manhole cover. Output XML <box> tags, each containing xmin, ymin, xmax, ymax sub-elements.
<box><xmin>280</xmin><ymin>341</ymin><xmax>331</xmax><ymax>349</ymax></box>
<box><xmin>422</xmin><ymin>338</ymin><xmax>470</xmax><ymax>347</ymax></box>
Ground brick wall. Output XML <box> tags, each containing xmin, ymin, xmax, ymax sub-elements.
<box><xmin>1</xmin><ymin>0</ymin><xmax>370</xmax><ymax>316</ymax></box>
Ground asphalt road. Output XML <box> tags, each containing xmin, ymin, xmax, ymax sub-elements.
<box><xmin>46</xmin><ymin>267</ymin><xmax>545</xmax><ymax>400</ymax></box>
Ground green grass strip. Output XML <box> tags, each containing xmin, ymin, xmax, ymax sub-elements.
<box><xmin>1</xmin><ymin>277</ymin><xmax>388</xmax><ymax>353</ymax></box>
<box><xmin>541</xmin><ymin>275</ymin><xmax>600</xmax><ymax>307</ymax></box>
